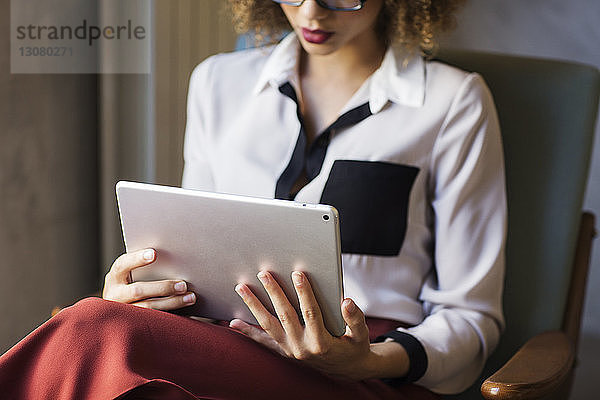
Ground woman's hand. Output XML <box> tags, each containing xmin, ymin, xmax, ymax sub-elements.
<box><xmin>231</xmin><ymin>270</ymin><xmax>402</xmax><ymax>381</ymax></box>
<box><xmin>102</xmin><ymin>248</ymin><xmax>197</xmax><ymax>311</ymax></box>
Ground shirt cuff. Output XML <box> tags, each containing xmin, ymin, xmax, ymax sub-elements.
<box><xmin>373</xmin><ymin>330</ymin><xmax>428</xmax><ymax>385</ymax></box>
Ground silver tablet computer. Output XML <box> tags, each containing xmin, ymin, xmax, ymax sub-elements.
<box><xmin>116</xmin><ymin>181</ymin><xmax>345</xmax><ymax>337</ymax></box>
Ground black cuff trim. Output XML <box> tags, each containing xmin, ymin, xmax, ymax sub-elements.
<box><xmin>374</xmin><ymin>330</ymin><xmax>428</xmax><ymax>385</ymax></box>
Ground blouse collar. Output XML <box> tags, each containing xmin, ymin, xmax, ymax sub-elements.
<box><xmin>253</xmin><ymin>33</ymin><xmax>426</xmax><ymax>113</ymax></box>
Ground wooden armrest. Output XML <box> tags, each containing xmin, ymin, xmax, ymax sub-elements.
<box><xmin>481</xmin><ymin>331</ymin><xmax>575</xmax><ymax>400</ymax></box>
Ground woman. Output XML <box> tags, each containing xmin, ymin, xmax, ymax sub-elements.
<box><xmin>0</xmin><ymin>1</ymin><xmax>506</xmax><ymax>398</ymax></box>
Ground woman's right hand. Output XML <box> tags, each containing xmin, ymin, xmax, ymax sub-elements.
<box><xmin>102</xmin><ymin>248</ymin><xmax>196</xmax><ymax>310</ymax></box>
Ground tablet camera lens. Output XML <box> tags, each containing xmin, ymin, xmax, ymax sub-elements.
<box><xmin>322</xmin><ymin>214</ymin><xmax>330</xmax><ymax>221</ymax></box>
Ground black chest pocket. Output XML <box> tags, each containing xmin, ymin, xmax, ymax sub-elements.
<box><xmin>320</xmin><ymin>160</ymin><xmax>419</xmax><ymax>256</ymax></box>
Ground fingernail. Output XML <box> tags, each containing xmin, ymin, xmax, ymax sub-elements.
<box><xmin>257</xmin><ymin>271</ymin><xmax>269</xmax><ymax>285</ymax></box>
<box><xmin>174</xmin><ymin>281</ymin><xmax>186</xmax><ymax>293</ymax></box>
<box><xmin>344</xmin><ymin>299</ymin><xmax>355</xmax><ymax>313</ymax></box>
<box><xmin>143</xmin><ymin>249</ymin><xmax>155</xmax><ymax>261</ymax></box>
<box><xmin>235</xmin><ymin>284</ymin><xmax>246</xmax><ymax>297</ymax></box>
<box><xmin>183</xmin><ymin>293</ymin><xmax>196</xmax><ymax>304</ymax></box>
<box><xmin>292</xmin><ymin>271</ymin><xmax>304</xmax><ymax>287</ymax></box>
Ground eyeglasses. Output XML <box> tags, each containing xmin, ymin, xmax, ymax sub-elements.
<box><xmin>272</xmin><ymin>0</ymin><xmax>367</xmax><ymax>12</ymax></box>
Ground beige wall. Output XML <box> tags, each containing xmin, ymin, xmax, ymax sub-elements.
<box><xmin>0</xmin><ymin>0</ymin><xmax>99</xmax><ymax>352</ymax></box>
<box><xmin>100</xmin><ymin>0</ymin><xmax>237</xmax><ymax>273</ymax></box>
<box><xmin>154</xmin><ymin>0</ymin><xmax>237</xmax><ymax>186</ymax></box>
<box><xmin>0</xmin><ymin>0</ymin><xmax>236</xmax><ymax>353</ymax></box>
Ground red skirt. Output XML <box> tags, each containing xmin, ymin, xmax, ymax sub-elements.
<box><xmin>0</xmin><ymin>298</ymin><xmax>440</xmax><ymax>399</ymax></box>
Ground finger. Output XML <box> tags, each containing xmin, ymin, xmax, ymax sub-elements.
<box><xmin>257</xmin><ymin>271</ymin><xmax>303</xmax><ymax>339</ymax></box>
<box><xmin>235</xmin><ymin>283</ymin><xmax>286</xmax><ymax>343</ymax></box>
<box><xmin>132</xmin><ymin>292</ymin><xmax>196</xmax><ymax>311</ymax></box>
<box><xmin>108</xmin><ymin>249</ymin><xmax>157</xmax><ymax>284</ymax></box>
<box><xmin>229</xmin><ymin>319</ymin><xmax>285</xmax><ymax>355</ymax></box>
<box><xmin>291</xmin><ymin>271</ymin><xmax>326</xmax><ymax>337</ymax></box>
<box><xmin>341</xmin><ymin>298</ymin><xmax>369</xmax><ymax>343</ymax></box>
<box><xmin>121</xmin><ymin>280</ymin><xmax>188</xmax><ymax>303</ymax></box>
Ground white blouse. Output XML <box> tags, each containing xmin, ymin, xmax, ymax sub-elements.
<box><xmin>182</xmin><ymin>33</ymin><xmax>506</xmax><ymax>394</ymax></box>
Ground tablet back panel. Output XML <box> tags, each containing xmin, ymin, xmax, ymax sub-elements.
<box><xmin>116</xmin><ymin>181</ymin><xmax>345</xmax><ymax>336</ymax></box>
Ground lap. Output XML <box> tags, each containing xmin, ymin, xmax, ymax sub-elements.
<box><xmin>1</xmin><ymin>298</ymin><xmax>440</xmax><ymax>400</ymax></box>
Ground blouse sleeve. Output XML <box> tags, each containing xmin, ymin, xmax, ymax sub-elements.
<box><xmin>181</xmin><ymin>58</ymin><xmax>217</xmax><ymax>191</ymax></box>
<box><xmin>381</xmin><ymin>73</ymin><xmax>507</xmax><ymax>394</ymax></box>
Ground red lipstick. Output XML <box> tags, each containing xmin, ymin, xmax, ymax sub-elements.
<box><xmin>302</xmin><ymin>28</ymin><xmax>333</xmax><ymax>44</ymax></box>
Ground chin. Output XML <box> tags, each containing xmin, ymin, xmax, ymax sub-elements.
<box><xmin>299</xmin><ymin>41</ymin><xmax>340</xmax><ymax>56</ymax></box>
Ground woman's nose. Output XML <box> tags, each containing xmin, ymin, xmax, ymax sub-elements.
<box><xmin>299</xmin><ymin>0</ymin><xmax>330</xmax><ymax>20</ymax></box>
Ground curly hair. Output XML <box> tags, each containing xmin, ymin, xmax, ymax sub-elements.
<box><xmin>227</xmin><ymin>0</ymin><xmax>465</xmax><ymax>55</ymax></box>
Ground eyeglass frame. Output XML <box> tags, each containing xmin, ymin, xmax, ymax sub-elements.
<box><xmin>272</xmin><ymin>0</ymin><xmax>367</xmax><ymax>12</ymax></box>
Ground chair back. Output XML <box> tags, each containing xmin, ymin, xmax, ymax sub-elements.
<box><xmin>437</xmin><ymin>50</ymin><xmax>600</xmax><ymax>398</ymax></box>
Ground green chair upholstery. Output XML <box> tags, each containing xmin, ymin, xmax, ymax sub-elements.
<box><xmin>437</xmin><ymin>50</ymin><xmax>600</xmax><ymax>399</ymax></box>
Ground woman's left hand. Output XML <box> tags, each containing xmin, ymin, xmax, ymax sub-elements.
<box><xmin>230</xmin><ymin>270</ymin><xmax>375</xmax><ymax>381</ymax></box>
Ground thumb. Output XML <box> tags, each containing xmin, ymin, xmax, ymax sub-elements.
<box><xmin>342</xmin><ymin>298</ymin><xmax>368</xmax><ymax>342</ymax></box>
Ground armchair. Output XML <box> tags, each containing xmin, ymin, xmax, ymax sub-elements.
<box><xmin>437</xmin><ymin>50</ymin><xmax>600</xmax><ymax>399</ymax></box>
<box><xmin>234</xmin><ymin>35</ymin><xmax>600</xmax><ymax>398</ymax></box>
